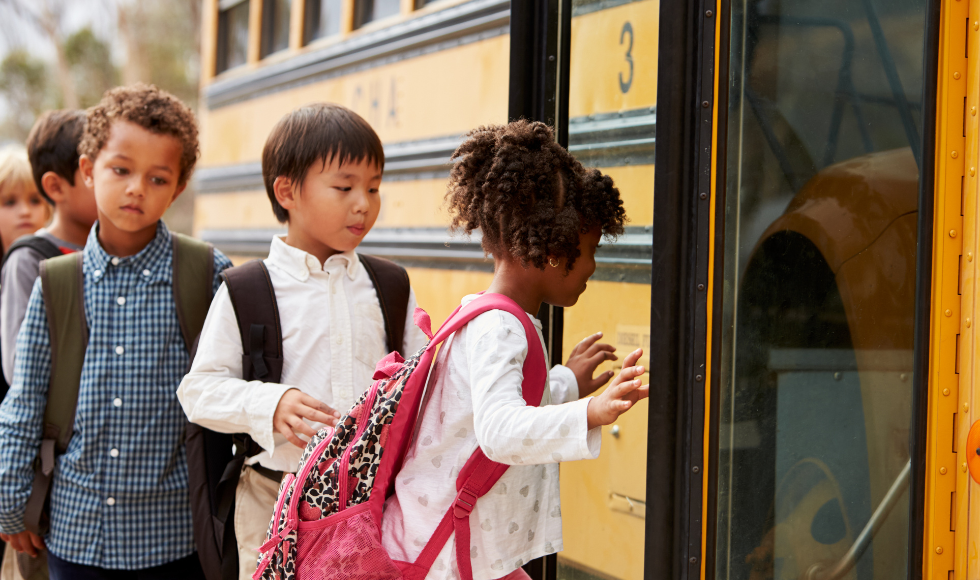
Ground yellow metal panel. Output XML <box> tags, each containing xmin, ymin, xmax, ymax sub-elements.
<box><xmin>404</xmin><ymin>267</ymin><xmax>493</xmax><ymax>327</ymax></box>
<box><xmin>560</xmin><ymin>280</ymin><xmax>651</xmax><ymax>580</ymax></box>
<box><xmin>248</xmin><ymin>0</ymin><xmax>264</xmax><ymax>64</ymax></box>
<box><xmin>194</xmin><ymin>191</ymin><xmax>281</xmax><ymax>232</ymax></box>
<box><xmin>201</xmin><ymin>0</ymin><xmax>219</xmax><ymax>83</ymax></box>
<box><xmin>926</xmin><ymin>0</ymin><xmax>967</xmax><ymax>578</ymax></box>
<box><xmin>198</xmin><ymin>36</ymin><xmax>510</xmax><ymax>166</ymax></box>
<box><xmin>289</xmin><ymin>0</ymin><xmax>304</xmax><ymax>50</ymax></box>
<box><xmin>569</xmin><ymin>0</ymin><xmax>659</xmax><ymax>118</ymax></box>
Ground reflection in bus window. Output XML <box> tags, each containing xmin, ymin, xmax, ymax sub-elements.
<box><xmin>717</xmin><ymin>1</ymin><xmax>926</xmax><ymax>579</ymax></box>
<box><xmin>354</xmin><ymin>0</ymin><xmax>401</xmax><ymax>29</ymax></box>
<box><xmin>304</xmin><ymin>0</ymin><xmax>343</xmax><ymax>44</ymax></box>
<box><xmin>216</xmin><ymin>0</ymin><xmax>249</xmax><ymax>74</ymax></box>
<box><xmin>261</xmin><ymin>0</ymin><xmax>292</xmax><ymax>58</ymax></box>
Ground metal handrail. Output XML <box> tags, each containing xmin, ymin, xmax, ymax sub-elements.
<box><xmin>804</xmin><ymin>459</ymin><xmax>912</xmax><ymax>580</ymax></box>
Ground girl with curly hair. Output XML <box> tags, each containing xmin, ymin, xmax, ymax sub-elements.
<box><xmin>381</xmin><ymin>120</ymin><xmax>647</xmax><ymax>580</ymax></box>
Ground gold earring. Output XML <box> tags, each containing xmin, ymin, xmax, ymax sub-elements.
<box><xmin>548</xmin><ymin>257</ymin><xmax>559</xmax><ymax>268</ymax></box>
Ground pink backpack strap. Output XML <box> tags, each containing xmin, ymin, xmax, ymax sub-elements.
<box><xmin>413</xmin><ymin>293</ymin><xmax>548</xmax><ymax>580</ymax></box>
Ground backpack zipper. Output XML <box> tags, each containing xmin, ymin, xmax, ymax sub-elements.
<box><xmin>338</xmin><ymin>381</ymin><xmax>381</xmax><ymax>512</ymax></box>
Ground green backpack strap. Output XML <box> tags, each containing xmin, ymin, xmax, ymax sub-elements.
<box><xmin>24</xmin><ymin>252</ymin><xmax>86</xmax><ymax>534</ymax></box>
<box><xmin>171</xmin><ymin>233</ymin><xmax>215</xmax><ymax>348</ymax></box>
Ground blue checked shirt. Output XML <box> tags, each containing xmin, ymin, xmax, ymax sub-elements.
<box><xmin>0</xmin><ymin>221</ymin><xmax>231</xmax><ymax>569</ymax></box>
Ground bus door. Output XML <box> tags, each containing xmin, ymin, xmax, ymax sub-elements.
<box><xmin>648</xmin><ymin>0</ymin><xmax>942</xmax><ymax>579</ymax></box>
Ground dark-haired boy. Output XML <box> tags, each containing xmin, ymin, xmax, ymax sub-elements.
<box><xmin>178</xmin><ymin>103</ymin><xmax>427</xmax><ymax>579</ymax></box>
<box><xmin>1</xmin><ymin>110</ymin><xmax>98</xmax><ymax>389</ymax></box>
<box><xmin>0</xmin><ymin>84</ymin><xmax>231</xmax><ymax>579</ymax></box>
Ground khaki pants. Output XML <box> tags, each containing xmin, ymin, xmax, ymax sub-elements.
<box><xmin>235</xmin><ymin>467</ymin><xmax>281</xmax><ymax>580</ymax></box>
<box><xmin>0</xmin><ymin>544</ymin><xmax>46</xmax><ymax>580</ymax></box>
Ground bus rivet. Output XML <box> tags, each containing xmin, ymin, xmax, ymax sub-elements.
<box><xmin>833</xmin><ymin>372</ymin><xmax>842</xmax><ymax>380</ymax></box>
<box><xmin>946</xmin><ymin>309</ymin><xmax>953</xmax><ymax>317</ymax></box>
<box><xmin>955</xmin><ymin>72</ymin><xmax>962</xmax><ymax>80</ymax></box>
<box><xmin>549</xmin><ymin>55</ymin><xmax>555</xmax><ymax>62</ymax></box>
<box><xmin>970</xmin><ymin>252</ymin><xmax>975</xmax><ymax>262</ymax></box>
<box><xmin>974</xmin><ymin>21</ymin><xmax>978</xmax><ymax>30</ymax></box>
<box><xmin>700</xmin><ymin>192</ymin><xmax>708</xmax><ymax>200</ymax></box>
<box><xmin>965</xmin><ymin>403</ymin><xmax>970</xmax><ymax>412</ymax></box>
<box><xmin>697</xmin><ymin>284</ymin><xmax>705</xmax><ymax>291</ymax></box>
<box><xmin>900</xmin><ymin>373</ymin><xmax>908</xmax><ymax>381</ymax></box>
<box><xmin>944</xmin><ymin>388</ymin><xmax>951</xmax><ymax>396</ymax></box>
<box><xmin>964</xmin><ymin>462</ymin><xmax>969</xmax><ymax>472</ymax></box>
<box><xmin>952</xmin><ymin>151</ymin><xmax>959</xmax><ymax>158</ymax></box>
<box><xmin>696</xmin><ymin>375</ymin><xmax>703</xmax><ymax>382</ymax></box>
<box><xmin>702</xmin><ymin>101</ymin><xmax>710</xmax><ymax>108</ymax></box>
<box><xmin>972</xmin><ymin>167</ymin><xmax>976</xmax><ymax>176</ymax></box>
<box><xmin>967</xmin><ymin>318</ymin><xmax>972</xmax><ymax>328</ymax></box>
<box><xmin>705</xmin><ymin>10</ymin><xmax>713</xmax><ymax>17</ymax></box>
<box><xmin>950</xmin><ymin>229</ymin><xmax>958</xmax><ymax>238</ymax></box>
<box><xmin>973</xmin><ymin>107</ymin><xmax>978</xmax><ymax>116</ymax></box>
<box><xmin>692</xmin><ymin>466</ymin><xmax>699</xmax><ymax>473</ymax></box>
<box><xmin>937</xmin><ymin>547</ymin><xmax>944</xmax><ymax>554</ymax></box>
<box><xmin>689</xmin><ymin>556</ymin><xmax>698</xmax><ymax>563</ymax></box>
<box><xmin>941</xmin><ymin>466</ymin><xmax>948</xmax><ymax>474</ymax></box>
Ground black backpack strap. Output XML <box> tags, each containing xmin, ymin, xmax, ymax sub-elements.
<box><xmin>1</xmin><ymin>236</ymin><xmax>63</xmax><ymax>271</ymax></box>
<box><xmin>221</xmin><ymin>260</ymin><xmax>283</xmax><ymax>384</ymax></box>
<box><xmin>358</xmin><ymin>254</ymin><xmax>410</xmax><ymax>356</ymax></box>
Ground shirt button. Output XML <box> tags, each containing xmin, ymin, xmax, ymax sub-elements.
<box><xmin>110</xmin><ymin>257</ymin><xmax>120</xmax><ymax>266</ymax></box>
<box><xmin>109</xmin><ymin>448</ymin><xmax>119</xmax><ymax>458</ymax></box>
<box><xmin>336</xmin><ymin>336</ymin><xmax>342</xmax><ymax>345</ymax></box>
<box><xmin>115</xmin><ymin>346</ymin><xmax>124</xmax><ymax>355</ymax></box>
<box><xmin>116</xmin><ymin>297</ymin><xmax>126</xmax><ymax>306</ymax></box>
<box><xmin>106</xmin><ymin>497</ymin><xmax>116</xmax><ymax>506</ymax></box>
<box><xmin>113</xmin><ymin>398</ymin><xmax>122</xmax><ymax>407</ymax></box>
<box><xmin>142</xmin><ymin>269</ymin><xmax>151</xmax><ymax>277</ymax></box>
<box><xmin>93</xmin><ymin>270</ymin><xmax>102</xmax><ymax>278</ymax></box>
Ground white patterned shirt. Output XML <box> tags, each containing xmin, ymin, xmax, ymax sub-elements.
<box><xmin>177</xmin><ymin>235</ymin><xmax>428</xmax><ymax>472</ymax></box>
<box><xmin>381</xmin><ymin>294</ymin><xmax>601</xmax><ymax>580</ymax></box>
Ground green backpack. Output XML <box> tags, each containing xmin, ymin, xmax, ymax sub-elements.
<box><xmin>22</xmin><ymin>233</ymin><xmax>215</xmax><ymax>535</ymax></box>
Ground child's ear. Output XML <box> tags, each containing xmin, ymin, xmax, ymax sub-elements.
<box><xmin>273</xmin><ymin>176</ymin><xmax>298</xmax><ymax>210</ymax></box>
<box><xmin>170</xmin><ymin>182</ymin><xmax>187</xmax><ymax>205</ymax></box>
<box><xmin>40</xmin><ymin>172</ymin><xmax>66</xmax><ymax>204</ymax></box>
<box><xmin>78</xmin><ymin>155</ymin><xmax>95</xmax><ymax>189</ymax></box>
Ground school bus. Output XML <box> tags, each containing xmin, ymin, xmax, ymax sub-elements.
<box><xmin>194</xmin><ymin>0</ymin><xmax>973</xmax><ymax>578</ymax></box>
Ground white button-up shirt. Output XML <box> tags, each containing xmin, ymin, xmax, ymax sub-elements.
<box><xmin>381</xmin><ymin>294</ymin><xmax>599</xmax><ymax>580</ymax></box>
<box><xmin>177</xmin><ymin>236</ymin><xmax>428</xmax><ymax>472</ymax></box>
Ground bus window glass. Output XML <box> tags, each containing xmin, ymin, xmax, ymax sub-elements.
<box><xmin>558</xmin><ymin>1</ymin><xmax>656</xmax><ymax>579</ymax></box>
<box><xmin>353</xmin><ymin>0</ymin><xmax>401</xmax><ymax>29</ymax></box>
<box><xmin>716</xmin><ymin>1</ymin><xmax>926</xmax><ymax>579</ymax></box>
<box><xmin>304</xmin><ymin>0</ymin><xmax>343</xmax><ymax>44</ymax></box>
<box><xmin>414</xmin><ymin>0</ymin><xmax>439</xmax><ymax>8</ymax></box>
<box><xmin>261</xmin><ymin>0</ymin><xmax>292</xmax><ymax>58</ymax></box>
<box><xmin>216</xmin><ymin>0</ymin><xmax>249</xmax><ymax>74</ymax></box>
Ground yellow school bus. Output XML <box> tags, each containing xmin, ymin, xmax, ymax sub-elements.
<box><xmin>195</xmin><ymin>0</ymin><xmax>980</xmax><ymax>578</ymax></box>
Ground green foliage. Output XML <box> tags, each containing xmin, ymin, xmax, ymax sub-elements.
<box><xmin>0</xmin><ymin>50</ymin><xmax>55</xmax><ymax>140</ymax></box>
<box><xmin>64</xmin><ymin>27</ymin><xmax>118</xmax><ymax>108</ymax></box>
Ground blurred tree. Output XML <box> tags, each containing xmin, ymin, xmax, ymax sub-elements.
<box><xmin>0</xmin><ymin>50</ymin><xmax>54</xmax><ymax>140</ymax></box>
<box><xmin>64</xmin><ymin>27</ymin><xmax>118</xmax><ymax>108</ymax></box>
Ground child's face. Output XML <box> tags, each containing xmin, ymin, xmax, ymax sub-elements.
<box><xmin>45</xmin><ymin>168</ymin><xmax>99</xmax><ymax>229</ymax></box>
<box><xmin>278</xmin><ymin>156</ymin><xmax>382</xmax><ymax>257</ymax></box>
<box><xmin>543</xmin><ymin>228</ymin><xmax>602</xmax><ymax>307</ymax></box>
<box><xmin>0</xmin><ymin>183</ymin><xmax>48</xmax><ymax>252</ymax></box>
<box><xmin>80</xmin><ymin>120</ymin><xmax>185</xmax><ymax>236</ymax></box>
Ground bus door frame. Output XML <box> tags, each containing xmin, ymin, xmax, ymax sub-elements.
<box><xmin>647</xmin><ymin>0</ymin><xmax>940</xmax><ymax>579</ymax></box>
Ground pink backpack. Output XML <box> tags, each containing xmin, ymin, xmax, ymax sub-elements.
<box><xmin>254</xmin><ymin>293</ymin><xmax>547</xmax><ymax>580</ymax></box>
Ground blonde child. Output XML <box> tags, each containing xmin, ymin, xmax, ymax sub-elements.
<box><xmin>381</xmin><ymin>120</ymin><xmax>646</xmax><ymax>580</ymax></box>
<box><xmin>0</xmin><ymin>147</ymin><xmax>50</xmax><ymax>255</ymax></box>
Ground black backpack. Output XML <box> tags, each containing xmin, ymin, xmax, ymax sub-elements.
<box><xmin>0</xmin><ymin>235</ymin><xmax>67</xmax><ymax>400</ymax></box>
<box><xmin>186</xmin><ymin>253</ymin><xmax>410</xmax><ymax>580</ymax></box>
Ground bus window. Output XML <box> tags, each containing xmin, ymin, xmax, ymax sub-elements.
<box><xmin>304</xmin><ymin>0</ymin><xmax>343</xmax><ymax>44</ymax></box>
<box><xmin>558</xmin><ymin>1</ymin><xmax>656</xmax><ymax>579</ymax></box>
<box><xmin>261</xmin><ymin>0</ymin><xmax>292</xmax><ymax>58</ymax></box>
<box><xmin>216</xmin><ymin>0</ymin><xmax>250</xmax><ymax>74</ymax></box>
<box><xmin>353</xmin><ymin>0</ymin><xmax>401</xmax><ymax>29</ymax></box>
<box><xmin>716</xmin><ymin>0</ymin><xmax>926</xmax><ymax>579</ymax></box>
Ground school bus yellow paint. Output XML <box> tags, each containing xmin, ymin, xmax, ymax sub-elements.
<box><xmin>405</xmin><ymin>267</ymin><xmax>494</xmax><ymax>327</ymax></box>
<box><xmin>198</xmin><ymin>35</ymin><xmax>511</xmax><ymax>167</ymax></box>
<box><xmin>560</xmin><ymin>280</ymin><xmax>652</xmax><ymax>580</ymax></box>
<box><xmin>927</xmin><ymin>0</ymin><xmax>969</xmax><ymax>578</ymax></box>
<box><xmin>569</xmin><ymin>0</ymin><xmax>659</xmax><ymax>118</ymax></box>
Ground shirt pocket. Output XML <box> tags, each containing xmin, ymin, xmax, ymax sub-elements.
<box><xmin>353</xmin><ymin>300</ymin><xmax>388</xmax><ymax>368</ymax></box>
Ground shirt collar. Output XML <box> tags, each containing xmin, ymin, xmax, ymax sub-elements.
<box><xmin>84</xmin><ymin>220</ymin><xmax>172</xmax><ymax>282</ymax></box>
<box><xmin>268</xmin><ymin>235</ymin><xmax>359</xmax><ymax>282</ymax></box>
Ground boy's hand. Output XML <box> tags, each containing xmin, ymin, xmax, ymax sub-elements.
<box><xmin>586</xmin><ymin>349</ymin><xmax>649</xmax><ymax>430</ymax></box>
<box><xmin>565</xmin><ymin>332</ymin><xmax>618</xmax><ymax>398</ymax></box>
<box><xmin>273</xmin><ymin>389</ymin><xmax>341</xmax><ymax>448</ymax></box>
<box><xmin>0</xmin><ymin>531</ymin><xmax>45</xmax><ymax>557</ymax></box>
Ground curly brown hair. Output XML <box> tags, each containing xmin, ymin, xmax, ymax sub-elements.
<box><xmin>445</xmin><ymin>120</ymin><xmax>626</xmax><ymax>271</ymax></box>
<box><xmin>79</xmin><ymin>84</ymin><xmax>199</xmax><ymax>186</ymax></box>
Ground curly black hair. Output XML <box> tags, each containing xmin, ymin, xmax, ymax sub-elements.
<box><xmin>445</xmin><ymin>120</ymin><xmax>626</xmax><ymax>272</ymax></box>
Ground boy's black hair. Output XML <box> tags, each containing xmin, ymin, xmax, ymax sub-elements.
<box><xmin>26</xmin><ymin>109</ymin><xmax>86</xmax><ymax>204</ymax></box>
<box><xmin>262</xmin><ymin>103</ymin><xmax>385</xmax><ymax>223</ymax></box>
<box><xmin>446</xmin><ymin>120</ymin><xmax>627</xmax><ymax>272</ymax></box>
